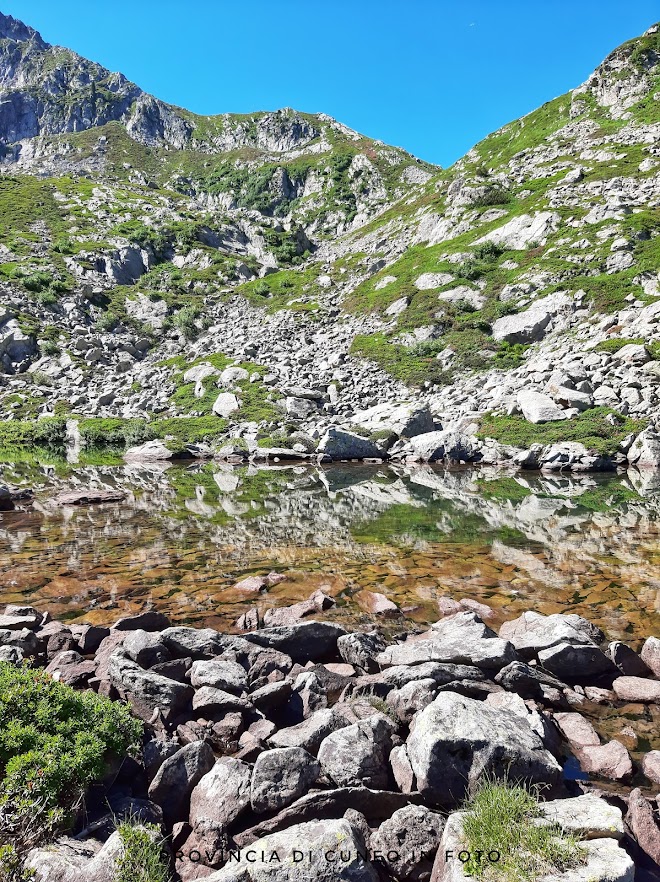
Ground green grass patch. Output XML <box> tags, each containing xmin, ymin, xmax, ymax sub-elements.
<box><xmin>461</xmin><ymin>780</ymin><xmax>585</xmax><ymax>881</ymax></box>
<box><xmin>476</xmin><ymin>476</ymin><xmax>533</xmax><ymax>503</ymax></box>
<box><xmin>478</xmin><ymin>407</ymin><xmax>645</xmax><ymax>455</ymax></box>
<box><xmin>116</xmin><ymin>818</ymin><xmax>170</xmax><ymax>882</ymax></box>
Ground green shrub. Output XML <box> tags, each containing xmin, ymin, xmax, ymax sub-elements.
<box><xmin>0</xmin><ymin>663</ymin><xmax>142</xmax><ymax>852</ymax></box>
<box><xmin>595</xmin><ymin>337</ymin><xmax>645</xmax><ymax>354</ymax></box>
<box><xmin>0</xmin><ymin>845</ymin><xmax>34</xmax><ymax>882</ymax></box>
<box><xmin>473</xmin><ymin>241</ymin><xmax>504</xmax><ymax>261</ymax></box>
<box><xmin>0</xmin><ymin>417</ymin><xmax>68</xmax><ymax>450</ymax></box>
<box><xmin>22</xmin><ymin>272</ymin><xmax>51</xmax><ymax>293</ymax></box>
<box><xmin>115</xmin><ymin>818</ymin><xmax>170</xmax><ymax>882</ymax></box>
<box><xmin>461</xmin><ymin>779</ymin><xmax>585</xmax><ymax>881</ymax></box>
<box><xmin>172</xmin><ymin>305</ymin><xmax>201</xmax><ymax>341</ymax></box>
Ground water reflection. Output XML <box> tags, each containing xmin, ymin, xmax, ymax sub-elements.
<box><xmin>0</xmin><ymin>458</ymin><xmax>658</xmax><ymax>640</ymax></box>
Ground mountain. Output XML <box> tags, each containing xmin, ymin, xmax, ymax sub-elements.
<box><xmin>0</xmin><ymin>12</ymin><xmax>659</xmax><ymax>471</ymax></box>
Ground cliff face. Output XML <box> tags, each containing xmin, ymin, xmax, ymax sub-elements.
<box><xmin>0</xmin><ymin>14</ymin><xmax>659</xmax><ymax>469</ymax></box>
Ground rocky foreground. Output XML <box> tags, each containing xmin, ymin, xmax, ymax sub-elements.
<box><xmin>1</xmin><ymin>601</ymin><xmax>658</xmax><ymax>881</ymax></box>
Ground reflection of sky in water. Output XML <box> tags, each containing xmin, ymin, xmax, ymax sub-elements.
<box><xmin>0</xmin><ymin>460</ymin><xmax>658</xmax><ymax>640</ymax></box>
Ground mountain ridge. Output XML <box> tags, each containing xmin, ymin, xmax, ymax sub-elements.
<box><xmin>0</xmin><ymin>13</ymin><xmax>659</xmax><ymax>474</ymax></box>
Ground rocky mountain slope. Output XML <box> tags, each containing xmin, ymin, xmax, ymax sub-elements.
<box><xmin>1</xmin><ymin>13</ymin><xmax>660</xmax><ymax>470</ymax></box>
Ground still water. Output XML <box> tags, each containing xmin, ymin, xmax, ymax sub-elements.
<box><xmin>0</xmin><ymin>458</ymin><xmax>658</xmax><ymax>642</ymax></box>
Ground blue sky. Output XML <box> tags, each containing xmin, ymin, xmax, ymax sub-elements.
<box><xmin>3</xmin><ymin>1</ymin><xmax>659</xmax><ymax>166</ymax></box>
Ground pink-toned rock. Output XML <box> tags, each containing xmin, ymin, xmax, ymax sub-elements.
<box><xmin>459</xmin><ymin>598</ymin><xmax>498</xmax><ymax>622</ymax></box>
<box><xmin>356</xmin><ymin>590</ymin><xmax>401</xmax><ymax>618</ymax></box>
<box><xmin>234</xmin><ymin>572</ymin><xmax>287</xmax><ymax>593</ymax></box>
<box><xmin>613</xmin><ymin>676</ymin><xmax>660</xmax><ymax>703</ymax></box>
<box><xmin>262</xmin><ymin>590</ymin><xmax>335</xmax><ymax>627</ymax></box>
<box><xmin>641</xmin><ymin>636</ymin><xmax>660</xmax><ymax>677</ymax></box>
<box><xmin>436</xmin><ymin>596</ymin><xmax>463</xmax><ymax>617</ymax></box>
<box><xmin>584</xmin><ymin>686</ymin><xmax>615</xmax><ymax>703</ymax></box>
<box><xmin>323</xmin><ymin>663</ymin><xmax>356</xmax><ymax>677</ymax></box>
<box><xmin>54</xmin><ymin>489</ymin><xmax>126</xmax><ymax>506</ymax></box>
<box><xmin>642</xmin><ymin>750</ymin><xmax>660</xmax><ymax>786</ymax></box>
<box><xmin>579</xmin><ymin>740</ymin><xmax>632</xmax><ymax>781</ymax></box>
<box><xmin>626</xmin><ymin>787</ymin><xmax>660</xmax><ymax>864</ymax></box>
<box><xmin>554</xmin><ymin>711</ymin><xmax>600</xmax><ymax>748</ymax></box>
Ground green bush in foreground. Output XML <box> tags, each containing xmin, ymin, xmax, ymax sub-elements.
<box><xmin>0</xmin><ymin>663</ymin><xmax>142</xmax><ymax>853</ymax></box>
<box><xmin>116</xmin><ymin>819</ymin><xmax>171</xmax><ymax>882</ymax></box>
<box><xmin>462</xmin><ymin>780</ymin><xmax>585</xmax><ymax>881</ymax></box>
<box><xmin>0</xmin><ymin>845</ymin><xmax>34</xmax><ymax>882</ymax></box>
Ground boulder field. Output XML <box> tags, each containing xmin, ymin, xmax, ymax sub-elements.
<box><xmin>1</xmin><ymin>602</ymin><xmax>657</xmax><ymax>881</ymax></box>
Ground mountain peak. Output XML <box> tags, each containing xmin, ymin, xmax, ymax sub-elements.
<box><xmin>0</xmin><ymin>11</ymin><xmax>45</xmax><ymax>46</ymax></box>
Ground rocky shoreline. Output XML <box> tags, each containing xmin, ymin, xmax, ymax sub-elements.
<box><xmin>1</xmin><ymin>601</ymin><xmax>658</xmax><ymax>881</ymax></box>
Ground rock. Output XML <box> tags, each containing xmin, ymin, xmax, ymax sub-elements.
<box><xmin>269</xmin><ymin>707</ymin><xmax>348</xmax><ymax>753</ymax></box>
<box><xmin>350</xmin><ymin>402</ymin><xmax>435</xmax><ymax>439</ymax></box>
<box><xmin>148</xmin><ymin>741</ymin><xmax>215</xmax><ymax>826</ymax></box>
<box><xmin>477</xmin><ymin>211</ymin><xmax>560</xmax><ymax>250</ymax></box>
<box><xmin>355</xmin><ymin>590</ymin><xmax>400</xmax><ymax>617</ymax></box>
<box><xmin>338</xmin><ymin>632</ymin><xmax>386</xmax><ymax>673</ymax></box>
<box><xmin>377</xmin><ymin>612</ymin><xmax>517</xmax><ymax>672</ymax></box>
<box><xmin>554</xmin><ymin>712</ymin><xmax>600</xmax><ymax>748</ymax></box>
<box><xmin>612</xmin><ymin>676</ymin><xmax>660</xmax><ymax>702</ymax></box>
<box><xmin>112</xmin><ymin>611</ymin><xmax>171</xmax><ymax>631</ymax></box>
<box><xmin>640</xmin><ymin>636</ymin><xmax>660</xmax><ymax>676</ymax></box>
<box><xmin>189</xmin><ymin>658</ymin><xmax>248</xmax><ymax>694</ymax></box>
<box><xmin>262</xmin><ymin>589</ymin><xmax>334</xmax><ymax>627</ymax></box>
<box><xmin>317</xmin><ymin>427</ymin><xmax>383</xmax><ymax>460</ymax></box>
<box><xmin>608</xmin><ymin>641</ymin><xmax>651</xmax><ymax>676</ymax></box>
<box><xmin>124</xmin><ymin>440</ymin><xmax>191</xmax><ymax>461</ymax></box>
<box><xmin>406</xmin><ymin>691</ymin><xmax>561</xmax><ymax>806</ymax></box>
<box><xmin>317</xmin><ymin>715</ymin><xmax>394</xmax><ymax>789</ymax></box>
<box><xmin>188</xmin><ymin>757</ymin><xmax>252</xmax><ymax>845</ymax></box>
<box><xmin>192</xmin><ymin>685</ymin><xmax>251</xmax><ymax>714</ymax></box>
<box><xmin>45</xmin><ymin>650</ymin><xmax>95</xmax><ymax>688</ymax></box>
<box><xmin>537</xmin><ymin>642</ymin><xmax>617</xmax><ymax>682</ymax></box>
<box><xmin>578</xmin><ymin>740</ymin><xmax>632</xmax><ymax>781</ymax></box>
<box><xmin>53</xmin><ymin>489</ymin><xmax>126</xmax><ymax>506</ymax></box>
<box><xmin>0</xmin><ymin>485</ymin><xmax>14</xmax><ymax>511</ymax></box>
<box><xmin>625</xmin><ymin>788</ymin><xmax>660</xmax><ymax>864</ymax></box>
<box><xmin>212</xmin><ymin>391</ymin><xmax>240</xmax><ymax>417</ymax></box>
<box><xmin>205</xmin><ymin>819</ymin><xmax>379</xmax><ymax>881</ymax></box>
<box><xmin>25</xmin><ymin>830</ymin><xmax>130</xmax><ymax>882</ymax></box>
<box><xmin>108</xmin><ymin>652</ymin><xmax>193</xmax><ymax>722</ymax></box>
<box><xmin>517</xmin><ymin>390</ymin><xmax>568</xmax><ymax>424</ymax></box>
<box><xmin>387</xmin><ymin>678</ymin><xmax>438</xmax><ymax>723</ymax></box>
<box><xmin>641</xmin><ymin>750</ymin><xmax>660</xmax><ymax>785</ymax></box>
<box><xmin>390</xmin><ymin>744</ymin><xmax>416</xmax><ymax>794</ymax></box>
<box><xmin>251</xmin><ymin>747</ymin><xmax>320</xmax><ymax>813</ymax></box>
<box><xmin>245</xmin><ymin>621</ymin><xmax>346</xmax><ymax>661</ymax></box>
<box><xmin>407</xmin><ymin>428</ymin><xmax>481</xmax><ymax>463</ymax></box>
<box><xmin>370</xmin><ymin>804</ymin><xmax>445</xmax><ymax>880</ymax></box>
<box><xmin>122</xmin><ymin>629</ymin><xmax>170</xmax><ymax>667</ymax></box>
<box><xmin>540</xmin><ymin>794</ymin><xmax>624</xmax><ymax>840</ymax></box>
<box><xmin>627</xmin><ymin>428</ymin><xmax>660</xmax><ymax>467</ymax></box>
<box><xmin>160</xmin><ymin>626</ymin><xmax>226</xmax><ymax>659</ymax></box>
<box><xmin>495</xmin><ymin>660</ymin><xmax>564</xmax><ymax>698</ymax></box>
<box><xmin>499</xmin><ymin>612</ymin><xmax>601</xmax><ymax>659</ymax></box>
<box><xmin>415</xmin><ymin>272</ymin><xmax>454</xmax><ymax>289</ymax></box>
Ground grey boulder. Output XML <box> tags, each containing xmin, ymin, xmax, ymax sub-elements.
<box><xmin>251</xmin><ymin>747</ymin><xmax>320</xmax><ymax>813</ymax></box>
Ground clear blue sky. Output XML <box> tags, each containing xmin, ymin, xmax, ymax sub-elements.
<box><xmin>2</xmin><ymin>1</ymin><xmax>659</xmax><ymax>166</ymax></box>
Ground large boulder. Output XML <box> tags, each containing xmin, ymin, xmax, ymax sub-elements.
<box><xmin>517</xmin><ymin>390</ymin><xmax>567</xmax><ymax>424</ymax></box>
<box><xmin>350</xmin><ymin>402</ymin><xmax>435</xmax><ymax>439</ymax></box>
<box><xmin>245</xmin><ymin>621</ymin><xmax>346</xmax><ymax>662</ymax></box>
<box><xmin>269</xmin><ymin>707</ymin><xmax>349</xmax><ymax>753</ymax></box>
<box><xmin>317</xmin><ymin>715</ymin><xmax>394</xmax><ymax>789</ymax></box>
<box><xmin>537</xmin><ymin>642</ymin><xmax>617</xmax><ymax>683</ymax></box>
<box><xmin>477</xmin><ymin>211</ymin><xmax>560</xmax><ymax>250</ymax></box>
<box><xmin>499</xmin><ymin>612</ymin><xmax>601</xmax><ymax>659</ymax></box>
<box><xmin>187</xmin><ymin>757</ymin><xmax>252</xmax><ymax>855</ymax></box>
<box><xmin>317</xmin><ymin>428</ymin><xmax>383</xmax><ymax>460</ymax></box>
<box><xmin>627</xmin><ymin>427</ymin><xmax>660</xmax><ymax>468</ymax></box>
<box><xmin>406</xmin><ymin>692</ymin><xmax>561</xmax><ymax>806</ymax></box>
<box><xmin>205</xmin><ymin>819</ymin><xmax>379</xmax><ymax>881</ymax></box>
<box><xmin>377</xmin><ymin>612</ymin><xmax>517</xmax><ymax>673</ymax></box>
<box><xmin>148</xmin><ymin>741</ymin><xmax>215</xmax><ymax>826</ymax></box>
<box><xmin>107</xmin><ymin>652</ymin><xmax>193</xmax><ymax>722</ymax></box>
<box><xmin>370</xmin><ymin>804</ymin><xmax>444</xmax><ymax>881</ymax></box>
<box><xmin>407</xmin><ymin>429</ymin><xmax>481</xmax><ymax>463</ymax></box>
<box><xmin>251</xmin><ymin>747</ymin><xmax>320</xmax><ymax>813</ymax></box>
<box><xmin>492</xmin><ymin>290</ymin><xmax>570</xmax><ymax>345</ymax></box>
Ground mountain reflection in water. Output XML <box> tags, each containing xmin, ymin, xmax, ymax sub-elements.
<box><xmin>0</xmin><ymin>459</ymin><xmax>658</xmax><ymax>642</ymax></box>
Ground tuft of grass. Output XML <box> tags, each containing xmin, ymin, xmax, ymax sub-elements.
<box><xmin>461</xmin><ymin>780</ymin><xmax>585</xmax><ymax>882</ymax></box>
<box><xmin>116</xmin><ymin>818</ymin><xmax>171</xmax><ymax>882</ymax></box>
<box><xmin>478</xmin><ymin>407</ymin><xmax>646</xmax><ymax>456</ymax></box>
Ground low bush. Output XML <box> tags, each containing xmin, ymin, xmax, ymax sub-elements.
<box><xmin>115</xmin><ymin>818</ymin><xmax>170</xmax><ymax>882</ymax></box>
<box><xmin>0</xmin><ymin>663</ymin><xmax>142</xmax><ymax>853</ymax></box>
